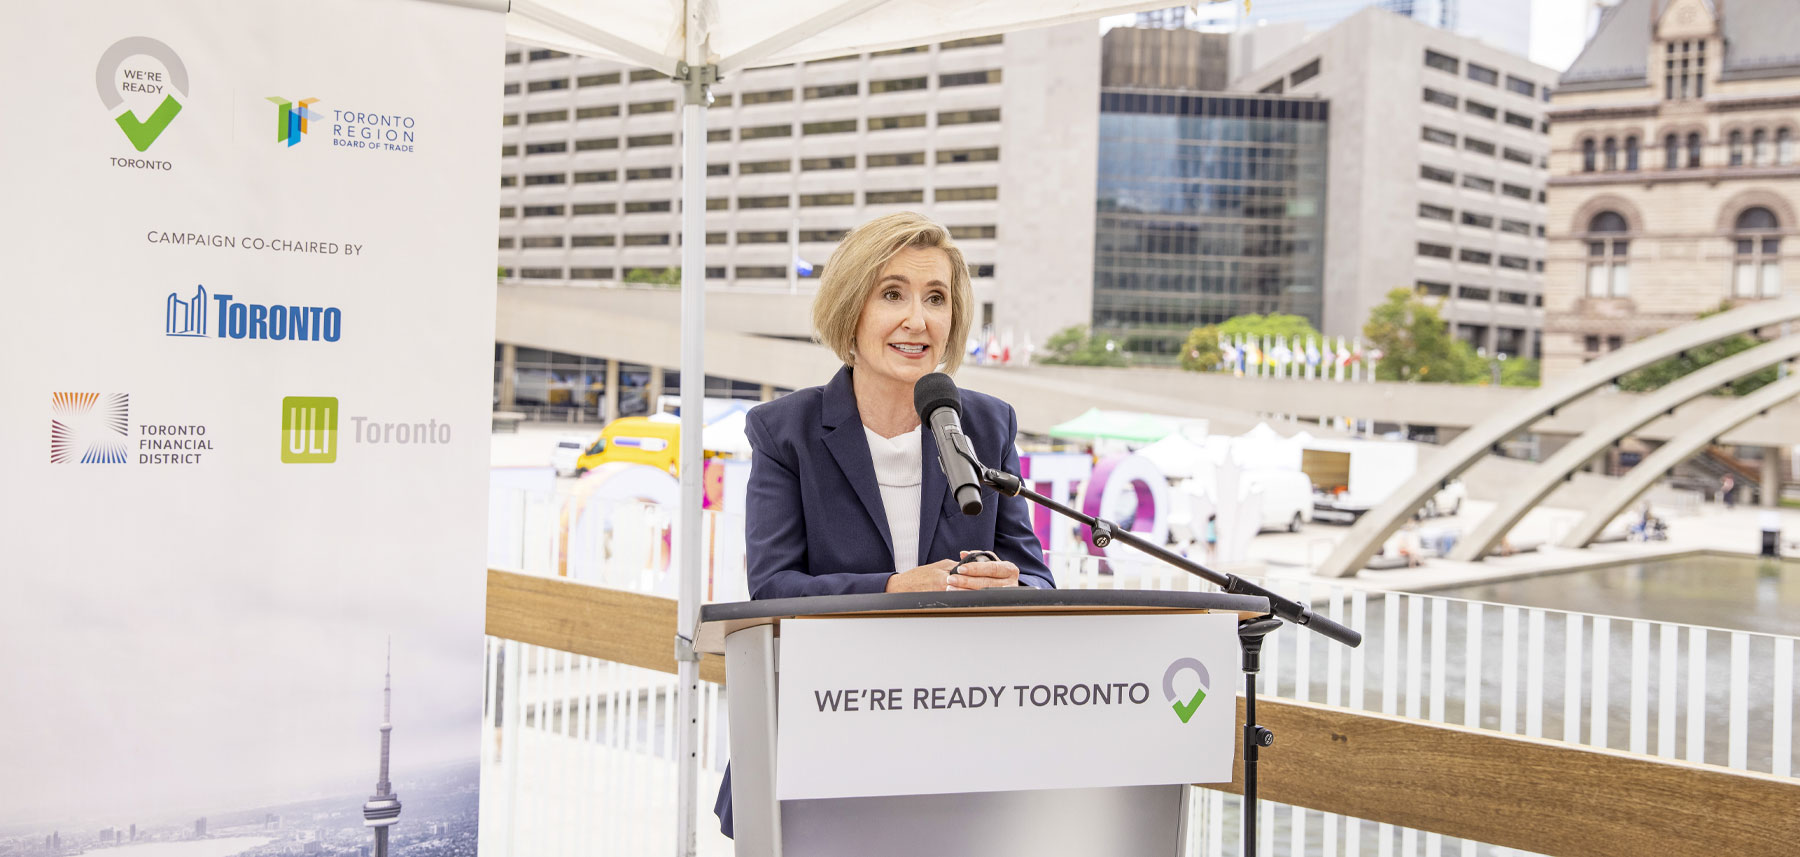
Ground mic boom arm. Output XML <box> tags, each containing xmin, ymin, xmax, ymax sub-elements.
<box><xmin>979</xmin><ymin>466</ymin><xmax>1362</xmax><ymax>648</ymax></box>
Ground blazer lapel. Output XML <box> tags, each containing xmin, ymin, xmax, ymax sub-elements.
<box><xmin>819</xmin><ymin>367</ymin><xmax>894</xmax><ymax>566</ymax></box>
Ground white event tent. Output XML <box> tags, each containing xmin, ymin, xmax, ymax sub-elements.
<box><xmin>435</xmin><ymin>1</ymin><xmax>1232</xmax><ymax>851</ymax></box>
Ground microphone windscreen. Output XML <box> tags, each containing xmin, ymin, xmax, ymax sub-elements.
<box><xmin>913</xmin><ymin>372</ymin><xmax>962</xmax><ymax>422</ymax></box>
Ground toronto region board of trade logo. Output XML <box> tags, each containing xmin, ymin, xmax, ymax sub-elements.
<box><xmin>51</xmin><ymin>393</ymin><xmax>130</xmax><ymax>464</ymax></box>
<box><xmin>283</xmin><ymin>397</ymin><xmax>338</xmax><ymax>463</ymax></box>
<box><xmin>1162</xmin><ymin>658</ymin><xmax>1211</xmax><ymax>724</ymax></box>
<box><xmin>96</xmin><ymin>37</ymin><xmax>187</xmax><ymax>152</ymax></box>
<box><xmin>267</xmin><ymin>97</ymin><xmax>322</xmax><ymax>146</ymax></box>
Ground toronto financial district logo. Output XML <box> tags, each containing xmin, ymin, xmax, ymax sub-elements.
<box><xmin>51</xmin><ymin>393</ymin><xmax>130</xmax><ymax>464</ymax></box>
<box><xmin>1162</xmin><ymin>658</ymin><xmax>1211</xmax><ymax>724</ymax></box>
<box><xmin>283</xmin><ymin>397</ymin><xmax>338</xmax><ymax>463</ymax></box>
<box><xmin>96</xmin><ymin>37</ymin><xmax>188</xmax><ymax>152</ymax></box>
<box><xmin>266</xmin><ymin>97</ymin><xmax>322</xmax><ymax>146</ymax></box>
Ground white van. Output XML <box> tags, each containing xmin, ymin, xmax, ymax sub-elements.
<box><xmin>550</xmin><ymin>435</ymin><xmax>587</xmax><ymax>478</ymax></box>
<box><xmin>1244</xmin><ymin>469</ymin><xmax>1314</xmax><ymax>533</ymax></box>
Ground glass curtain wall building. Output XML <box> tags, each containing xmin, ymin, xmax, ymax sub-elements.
<box><xmin>1093</xmin><ymin>91</ymin><xmax>1328</xmax><ymax>359</ymax></box>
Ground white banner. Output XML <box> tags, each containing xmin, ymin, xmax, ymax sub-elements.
<box><xmin>0</xmin><ymin>2</ymin><xmax>502</xmax><ymax>855</ymax></box>
<box><xmin>776</xmin><ymin>613</ymin><xmax>1240</xmax><ymax>800</ymax></box>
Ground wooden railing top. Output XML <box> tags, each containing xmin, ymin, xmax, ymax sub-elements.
<box><xmin>485</xmin><ymin>569</ymin><xmax>1800</xmax><ymax>857</ymax></box>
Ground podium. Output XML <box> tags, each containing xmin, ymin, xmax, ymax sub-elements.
<box><xmin>697</xmin><ymin>588</ymin><xmax>1271</xmax><ymax>857</ymax></box>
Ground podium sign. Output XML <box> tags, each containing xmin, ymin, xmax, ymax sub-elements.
<box><xmin>776</xmin><ymin>612</ymin><xmax>1240</xmax><ymax>800</ymax></box>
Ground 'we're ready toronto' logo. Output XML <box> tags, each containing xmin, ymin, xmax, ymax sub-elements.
<box><xmin>96</xmin><ymin>37</ymin><xmax>187</xmax><ymax>154</ymax></box>
<box><xmin>806</xmin><ymin>656</ymin><xmax>1215</xmax><ymax>723</ymax></box>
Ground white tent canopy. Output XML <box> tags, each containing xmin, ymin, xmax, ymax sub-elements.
<box><xmin>500</xmin><ymin>0</ymin><xmax>1186</xmax><ymax>75</ymax></box>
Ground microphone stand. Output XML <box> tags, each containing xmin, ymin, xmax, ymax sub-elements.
<box><xmin>976</xmin><ymin>463</ymin><xmax>1362</xmax><ymax>857</ymax></box>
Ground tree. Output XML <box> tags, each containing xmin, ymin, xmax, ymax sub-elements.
<box><xmin>1219</xmin><ymin>312</ymin><xmax>1322</xmax><ymax>343</ymax></box>
<box><xmin>1178</xmin><ymin>325</ymin><xmax>1221</xmax><ymax>372</ymax></box>
<box><xmin>1618</xmin><ymin>302</ymin><xmax>1776</xmax><ymax>396</ymax></box>
<box><xmin>1363</xmin><ymin>288</ymin><xmax>1483</xmax><ymax>383</ymax></box>
<box><xmin>1499</xmin><ymin>357</ymin><xmax>1540</xmax><ymax>388</ymax></box>
<box><xmin>623</xmin><ymin>266</ymin><xmax>682</xmax><ymax>287</ymax></box>
<box><xmin>1178</xmin><ymin>313</ymin><xmax>1324</xmax><ymax>372</ymax></box>
<box><xmin>1040</xmin><ymin>325</ymin><xmax>1129</xmax><ymax>367</ymax></box>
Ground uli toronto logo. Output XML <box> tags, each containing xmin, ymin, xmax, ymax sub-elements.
<box><xmin>51</xmin><ymin>393</ymin><xmax>130</xmax><ymax>464</ymax></box>
<box><xmin>96</xmin><ymin>37</ymin><xmax>188</xmax><ymax>152</ymax></box>
<box><xmin>1162</xmin><ymin>657</ymin><xmax>1211</xmax><ymax>724</ymax></box>
<box><xmin>282</xmin><ymin>396</ymin><xmax>338</xmax><ymax>463</ymax></box>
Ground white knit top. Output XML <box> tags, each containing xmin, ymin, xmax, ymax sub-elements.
<box><xmin>863</xmin><ymin>425</ymin><xmax>923</xmax><ymax>574</ymax></box>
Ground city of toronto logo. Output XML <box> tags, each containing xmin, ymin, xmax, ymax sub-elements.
<box><xmin>282</xmin><ymin>396</ymin><xmax>338</xmax><ymax>463</ymax></box>
<box><xmin>1162</xmin><ymin>658</ymin><xmax>1211</xmax><ymax>724</ymax></box>
<box><xmin>166</xmin><ymin>284</ymin><xmax>208</xmax><ymax>337</ymax></box>
<box><xmin>266</xmin><ymin>97</ymin><xmax>322</xmax><ymax>146</ymax></box>
<box><xmin>51</xmin><ymin>393</ymin><xmax>130</xmax><ymax>464</ymax></box>
<box><xmin>96</xmin><ymin>37</ymin><xmax>189</xmax><ymax>152</ymax></box>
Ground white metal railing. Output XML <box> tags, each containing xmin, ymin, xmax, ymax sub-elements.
<box><xmin>479</xmin><ymin>487</ymin><xmax>1798</xmax><ymax>856</ymax></box>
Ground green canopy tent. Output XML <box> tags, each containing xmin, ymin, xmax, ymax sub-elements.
<box><xmin>1048</xmin><ymin>408</ymin><xmax>1203</xmax><ymax>445</ymax></box>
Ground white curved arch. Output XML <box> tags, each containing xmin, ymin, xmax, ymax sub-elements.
<box><xmin>1315</xmin><ymin>297</ymin><xmax>1800</xmax><ymax>578</ymax></box>
<box><xmin>1560</xmin><ymin>373</ymin><xmax>1800</xmax><ymax>549</ymax></box>
<box><xmin>1449</xmin><ymin>337</ymin><xmax>1800</xmax><ymax>561</ymax></box>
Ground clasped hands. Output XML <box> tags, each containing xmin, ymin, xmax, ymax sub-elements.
<box><xmin>885</xmin><ymin>551</ymin><xmax>1020</xmax><ymax>592</ymax></box>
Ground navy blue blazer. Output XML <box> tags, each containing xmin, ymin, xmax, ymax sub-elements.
<box><xmin>715</xmin><ymin>365</ymin><xmax>1054</xmax><ymax>836</ymax></box>
<box><xmin>743</xmin><ymin>364</ymin><xmax>1054</xmax><ymax>596</ymax></box>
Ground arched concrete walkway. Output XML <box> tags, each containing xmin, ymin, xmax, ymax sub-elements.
<box><xmin>1449</xmin><ymin>337</ymin><xmax>1800</xmax><ymax>561</ymax></box>
<box><xmin>1316</xmin><ymin>297</ymin><xmax>1800</xmax><ymax>578</ymax></box>
<box><xmin>1560</xmin><ymin>373</ymin><xmax>1800</xmax><ymax>548</ymax></box>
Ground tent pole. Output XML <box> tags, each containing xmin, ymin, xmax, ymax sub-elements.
<box><xmin>673</xmin><ymin>3</ymin><xmax>716</xmax><ymax>846</ymax></box>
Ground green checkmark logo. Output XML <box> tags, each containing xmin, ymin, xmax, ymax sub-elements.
<box><xmin>96</xmin><ymin>37</ymin><xmax>190</xmax><ymax>154</ymax></box>
<box><xmin>1162</xmin><ymin>657</ymin><xmax>1213</xmax><ymax>724</ymax></box>
<box><xmin>115</xmin><ymin>95</ymin><xmax>182</xmax><ymax>152</ymax></box>
<box><xmin>1171</xmin><ymin>688</ymin><xmax>1206</xmax><ymax>723</ymax></box>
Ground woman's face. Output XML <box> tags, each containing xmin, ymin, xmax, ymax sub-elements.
<box><xmin>852</xmin><ymin>246</ymin><xmax>954</xmax><ymax>391</ymax></box>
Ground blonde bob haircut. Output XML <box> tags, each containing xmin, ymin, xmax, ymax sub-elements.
<box><xmin>812</xmin><ymin>211</ymin><xmax>974</xmax><ymax>374</ymax></box>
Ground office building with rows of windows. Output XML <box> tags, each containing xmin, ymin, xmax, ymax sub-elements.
<box><xmin>1233</xmin><ymin>8</ymin><xmax>1555</xmax><ymax>357</ymax></box>
<box><xmin>497</xmin><ymin>23</ymin><xmax>1100</xmax><ymax>352</ymax></box>
<box><xmin>1542</xmin><ymin>0</ymin><xmax>1797</xmax><ymax>378</ymax></box>
<box><xmin>1229</xmin><ymin>0</ymin><xmax>1532</xmax><ymax>60</ymax></box>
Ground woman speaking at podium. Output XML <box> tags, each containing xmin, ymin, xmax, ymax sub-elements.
<box><xmin>715</xmin><ymin>211</ymin><xmax>1054</xmax><ymax>836</ymax></box>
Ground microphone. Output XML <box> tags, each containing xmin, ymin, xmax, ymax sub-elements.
<box><xmin>913</xmin><ymin>372</ymin><xmax>984</xmax><ymax>516</ymax></box>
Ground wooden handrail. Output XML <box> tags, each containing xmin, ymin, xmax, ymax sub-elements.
<box><xmin>485</xmin><ymin>569</ymin><xmax>1800</xmax><ymax>856</ymax></box>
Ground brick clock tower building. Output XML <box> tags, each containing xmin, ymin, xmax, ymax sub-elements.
<box><xmin>1543</xmin><ymin>0</ymin><xmax>1797</xmax><ymax>378</ymax></box>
